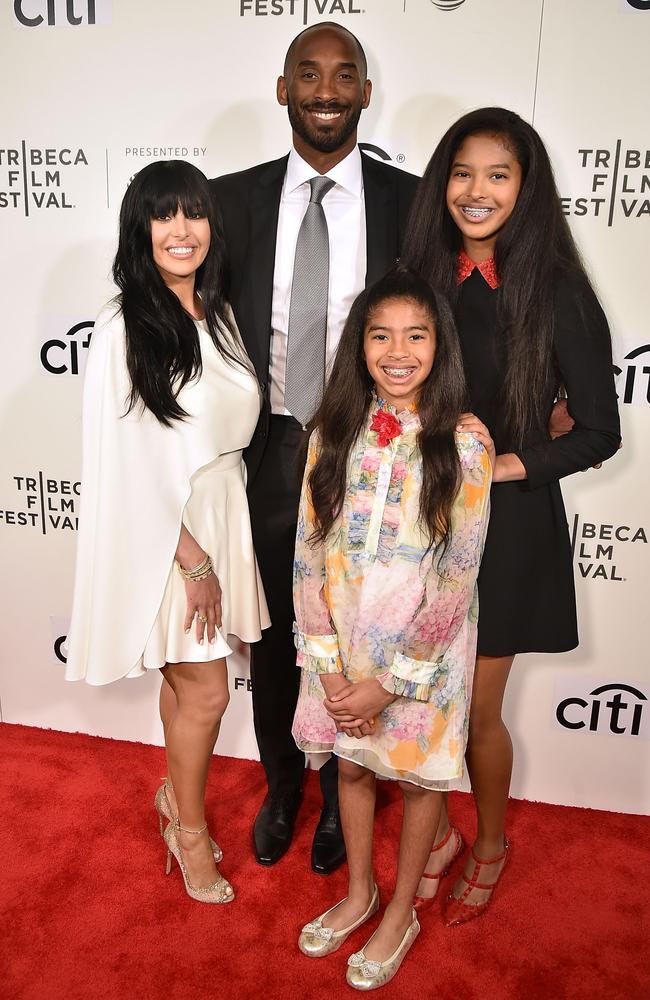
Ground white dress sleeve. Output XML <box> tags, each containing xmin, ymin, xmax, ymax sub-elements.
<box><xmin>65</xmin><ymin>305</ymin><xmax>232</xmax><ymax>685</ymax></box>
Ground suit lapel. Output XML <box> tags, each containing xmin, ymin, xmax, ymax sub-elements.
<box><xmin>361</xmin><ymin>153</ymin><xmax>395</xmax><ymax>288</ymax></box>
<box><xmin>246</xmin><ymin>156</ymin><xmax>288</xmax><ymax>381</ymax></box>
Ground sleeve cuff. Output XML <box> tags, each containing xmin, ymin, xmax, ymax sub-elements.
<box><xmin>376</xmin><ymin>651</ymin><xmax>443</xmax><ymax>702</ymax></box>
<box><xmin>377</xmin><ymin>672</ymin><xmax>432</xmax><ymax>702</ymax></box>
<box><xmin>293</xmin><ymin>623</ymin><xmax>342</xmax><ymax>674</ymax></box>
<box><xmin>513</xmin><ymin>448</ymin><xmax>539</xmax><ymax>490</ymax></box>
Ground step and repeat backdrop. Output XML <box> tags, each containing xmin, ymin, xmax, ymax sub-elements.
<box><xmin>1</xmin><ymin>0</ymin><xmax>648</xmax><ymax>815</ymax></box>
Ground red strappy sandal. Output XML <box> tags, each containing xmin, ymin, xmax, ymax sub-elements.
<box><xmin>414</xmin><ymin>826</ymin><xmax>464</xmax><ymax>913</ymax></box>
<box><xmin>442</xmin><ymin>837</ymin><xmax>510</xmax><ymax>926</ymax></box>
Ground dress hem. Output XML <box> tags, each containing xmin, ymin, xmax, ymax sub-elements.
<box><xmin>477</xmin><ymin>637</ymin><xmax>579</xmax><ymax>657</ymax></box>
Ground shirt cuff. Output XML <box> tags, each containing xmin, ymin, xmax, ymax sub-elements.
<box><xmin>293</xmin><ymin>623</ymin><xmax>342</xmax><ymax>674</ymax></box>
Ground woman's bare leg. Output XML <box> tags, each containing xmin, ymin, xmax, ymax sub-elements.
<box><xmin>159</xmin><ymin>673</ymin><xmax>177</xmax><ymax>742</ymax></box>
<box><xmin>451</xmin><ymin>653</ymin><xmax>515</xmax><ymax>903</ymax></box>
<box><xmin>414</xmin><ymin>790</ymin><xmax>455</xmax><ymax>901</ymax></box>
<box><xmin>161</xmin><ymin>658</ymin><xmax>229</xmax><ymax>888</ymax></box>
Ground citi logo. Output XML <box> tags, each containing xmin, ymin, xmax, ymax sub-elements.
<box><xmin>54</xmin><ymin>634</ymin><xmax>68</xmax><ymax>663</ymax></box>
<box><xmin>431</xmin><ymin>0</ymin><xmax>467</xmax><ymax>9</ymax></box>
<box><xmin>614</xmin><ymin>344</ymin><xmax>650</xmax><ymax>406</ymax></box>
<box><xmin>41</xmin><ymin>320</ymin><xmax>94</xmax><ymax>375</ymax></box>
<box><xmin>12</xmin><ymin>0</ymin><xmax>111</xmax><ymax>26</ymax></box>
<box><xmin>556</xmin><ymin>683</ymin><xmax>647</xmax><ymax>738</ymax></box>
<box><xmin>50</xmin><ymin>616</ymin><xmax>71</xmax><ymax>665</ymax></box>
<box><xmin>359</xmin><ymin>143</ymin><xmax>390</xmax><ymax>162</ymax></box>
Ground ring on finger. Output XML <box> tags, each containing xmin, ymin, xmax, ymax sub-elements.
<box><xmin>198</xmin><ymin>613</ymin><xmax>208</xmax><ymax>623</ymax></box>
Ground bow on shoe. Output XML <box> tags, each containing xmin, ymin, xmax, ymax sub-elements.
<box><xmin>302</xmin><ymin>921</ymin><xmax>334</xmax><ymax>942</ymax></box>
<box><xmin>347</xmin><ymin>951</ymin><xmax>381</xmax><ymax>979</ymax></box>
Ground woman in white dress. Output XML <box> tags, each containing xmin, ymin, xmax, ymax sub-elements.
<box><xmin>66</xmin><ymin>160</ymin><xmax>269</xmax><ymax>903</ymax></box>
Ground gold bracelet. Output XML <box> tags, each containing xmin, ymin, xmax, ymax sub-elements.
<box><xmin>186</xmin><ymin>566</ymin><xmax>213</xmax><ymax>582</ymax></box>
<box><xmin>177</xmin><ymin>554</ymin><xmax>213</xmax><ymax>582</ymax></box>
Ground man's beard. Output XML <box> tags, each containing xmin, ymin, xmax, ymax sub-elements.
<box><xmin>287</xmin><ymin>99</ymin><xmax>362</xmax><ymax>154</ymax></box>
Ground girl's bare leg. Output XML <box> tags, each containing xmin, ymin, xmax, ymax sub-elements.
<box><xmin>161</xmin><ymin>658</ymin><xmax>229</xmax><ymax>888</ymax></box>
<box><xmin>319</xmin><ymin>758</ymin><xmax>377</xmax><ymax>930</ymax></box>
<box><xmin>363</xmin><ymin>784</ymin><xmax>442</xmax><ymax>961</ymax></box>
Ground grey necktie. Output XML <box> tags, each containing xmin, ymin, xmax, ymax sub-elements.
<box><xmin>284</xmin><ymin>175</ymin><xmax>336</xmax><ymax>427</ymax></box>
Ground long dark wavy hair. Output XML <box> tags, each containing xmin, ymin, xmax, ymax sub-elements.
<box><xmin>307</xmin><ymin>268</ymin><xmax>467</xmax><ymax>554</ymax></box>
<box><xmin>113</xmin><ymin>159</ymin><xmax>248</xmax><ymax>426</ymax></box>
<box><xmin>402</xmin><ymin>107</ymin><xmax>589</xmax><ymax>447</ymax></box>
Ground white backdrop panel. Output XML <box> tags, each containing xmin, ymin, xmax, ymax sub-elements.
<box><xmin>0</xmin><ymin>0</ymin><xmax>647</xmax><ymax>814</ymax></box>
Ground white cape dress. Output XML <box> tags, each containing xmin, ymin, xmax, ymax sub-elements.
<box><xmin>66</xmin><ymin>303</ymin><xmax>269</xmax><ymax>686</ymax></box>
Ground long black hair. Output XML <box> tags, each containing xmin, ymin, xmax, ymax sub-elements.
<box><xmin>307</xmin><ymin>267</ymin><xmax>467</xmax><ymax>553</ymax></box>
<box><xmin>402</xmin><ymin>107</ymin><xmax>588</xmax><ymax>446</ymax></box>
<box><xmin>113</xmin><ymin>159</ymin><xmax>248</xmax><ymax>426</ymax></box>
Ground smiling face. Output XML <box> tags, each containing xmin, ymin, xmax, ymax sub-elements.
<box><xmin>277</xmin><ymin>25</ymin><xmax>371</xmax><ymax>161</ymax></box>
<box><xmin>446</xmin><ymin>132</ymin><xmax>522</xmax><ymax>260</ymax></box>
<box><xmin>363</xmin><ymin>297</ymin><xmax>436</xmax><ymax>410</ymax></box>
<box><xmin>150</xmin><ymin>209</ymin><xmax>210</xmax><ymax>288</ymax></box>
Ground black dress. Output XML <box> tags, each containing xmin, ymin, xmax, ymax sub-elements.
<box><xmin>456</xmin><ymin>267</ymin><xmax>621</xmax><ymax>657</ymax></box>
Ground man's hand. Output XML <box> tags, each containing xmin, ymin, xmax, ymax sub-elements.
<box><xmin>549</xmin><ymin>397</ymin><xmax>615</xmax><ymax>469</ymax></box>
<box><xmin>549</xmin><ymin>398</ymin><xmax>574</xmax><ymax>440</ymax></box>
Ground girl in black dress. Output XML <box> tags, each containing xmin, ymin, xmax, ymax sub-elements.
<box><xmin>402</xmin><ymin>108</ymin><xmax>620</xmax><ymax>925</ymax></box>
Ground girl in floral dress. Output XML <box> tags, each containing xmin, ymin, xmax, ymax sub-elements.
<box><xmin>292</xmin><ymin>268</ymin><xmax>493</xmax><ymax>991</ymax></box>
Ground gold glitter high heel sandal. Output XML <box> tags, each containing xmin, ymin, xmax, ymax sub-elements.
<box><xmin>154</xmin><ymin>779</ymin><xmax>223</xmax><ymax>862</ymax></box>
<box><xmin>163</xmin><ymin>818</ymin><xmax>234</xmax><ymax>904</ymax></box>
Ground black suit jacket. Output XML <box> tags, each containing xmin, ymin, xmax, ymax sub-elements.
<box><xmin>211</xmin><ymin>150</ymin><xmax>419</xmax><ymax>481</ymax></box>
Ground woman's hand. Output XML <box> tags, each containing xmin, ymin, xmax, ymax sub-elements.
<box><xmin>456</xmin><ymin>412</ymin><xmax>496</xmax><ymax>468</ymax></box>
<box><xmin>175</xmin><ymin>524</ymin><xmax>222</xmax><ymax>644</ymax></box>
<box><xmin>183</xmin><ymin>572</ymin><xmax>222</xmax><ymax>645</ymax></box>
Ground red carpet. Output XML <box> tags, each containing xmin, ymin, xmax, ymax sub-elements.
<box><xmin>1</xmin><ymin>723</ymin><xmax>648</xmax><ymax>1000</ymax></box>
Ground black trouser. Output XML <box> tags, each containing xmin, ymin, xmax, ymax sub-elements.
<box><xmin>248</xmin><ymin>415</ymin><xmax>338</xmax><ymax>805</ymax></box>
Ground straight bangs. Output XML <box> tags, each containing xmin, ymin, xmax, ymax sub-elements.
<box><xmin>364</xmin><ymin>268</ymin><xmax>440</xmax><ymax>331</ymax></box>
<box><xmin>141</xmin><ymin>161</ymin><xmax>211</xmax><ymax>221</ymax></box>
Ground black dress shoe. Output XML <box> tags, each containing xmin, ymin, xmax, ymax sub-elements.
<box><xmin>253</xmin><ymin>792</ymin><xmax>301</xmax><ymax>866</ymax></box>
<box><xmin>311</xmin><ymin>803</ymin><xmax>346</xmax><ymax>875</ymax></box>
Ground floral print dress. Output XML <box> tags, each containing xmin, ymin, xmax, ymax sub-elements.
<box><xmin>291</xmin><ymin>397</ymin><xmax>492</xmax><ymax>790</ymax></box>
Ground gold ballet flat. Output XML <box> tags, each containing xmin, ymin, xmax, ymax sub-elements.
<box><xmin>298</xmin><ymin>885</ymin><xmax>380</xmax><ymax>957</ymax></box>
<box><xmin>346</xmin><ymin>910</ymin><xmax>420</xmax><ymax>991</ymax></box>
<box><xmin>163</xmin><ymin>819</ymin><xmax>234</xmax><ymax>904</ymax></box>
<box><xmin>154</xmin><ymin>779</ymin><xmax>223</xmax><ymax>862</ymax></box>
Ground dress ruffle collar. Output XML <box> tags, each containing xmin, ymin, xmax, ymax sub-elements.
<box><xmin>456</xmin><ymin>248</ymin><xmax>500</xmax><ymax>290</ymax></box>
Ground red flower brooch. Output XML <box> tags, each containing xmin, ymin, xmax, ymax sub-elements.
<box><xmin>370</xmin><ymin>409</ymin><xmax>402</xmax><ymax>446</ymax></box>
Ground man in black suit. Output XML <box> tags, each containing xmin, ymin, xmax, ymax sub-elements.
<box><xmin>211</xmin><ymin>22</ymin><xmax>418</xmax><ymax>874</ymax></box>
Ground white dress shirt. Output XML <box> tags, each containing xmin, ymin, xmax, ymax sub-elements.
<box><xmin>269</xmin><ymin>145</ymin><xmax>367</xmax><ymax>415</ymax></box>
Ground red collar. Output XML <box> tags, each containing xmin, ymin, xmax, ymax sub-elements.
<box><xmin>457</xmin><ymin>249</ymin><xmax>500</xmax><ymax>290</ymax></box>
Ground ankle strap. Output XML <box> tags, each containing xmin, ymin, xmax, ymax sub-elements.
<box><xmin>175</xmin><ymin>818</ymin><xmax>208</xmax><ymax>836</ymax></box>
<box><xmin>470</xmin><ymin>837</ymin><xmax>509</xmax><ymax>867</ymax></box>
<box><xmin>431</xmin><ymin>825</ymin><xmax>455</xmax><ymax>854</ymax></box>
